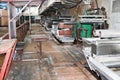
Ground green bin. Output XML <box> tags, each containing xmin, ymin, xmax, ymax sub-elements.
<box><xmin>72</xmin><ymin>22</ymin><xmax>92</xmax><ymax>38</ymax></box>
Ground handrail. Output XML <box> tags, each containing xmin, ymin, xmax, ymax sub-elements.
<box><xmin>1</xmin><ymin>22</ymin><xmax>29</xmax><ymax>41</ymax></box>
<box><xmin>17</xmin><ymin>22</ymin><xmax>27</xmax><ymax>29</ymax></box>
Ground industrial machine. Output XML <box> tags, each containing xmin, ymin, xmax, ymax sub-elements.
<box><xmin>81</xmin><ymin>1</ymin><xmax>120</xmax><ymax>79</ymax></box>
<box><xmin>77</xmin><ymin>15</ymin><xmax>107</xmax><ymax>37</ymax></box>
<box><xmin>72</xmin><ymin>14</ymin><xmax>107</xmax><ymax>45</ymax></box>
<box><xmin>51</xmin><ymin>16</ymin><xmax>77</xmax><ymax>43</ymax></box>
<box><xmin>83</xmin><ymin>38</ymin><xmax>120</xmax><ymax>80</ymax></box>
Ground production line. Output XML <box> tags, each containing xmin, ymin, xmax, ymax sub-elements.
<box><xmin>0</xmin><ymin>0</ymin><xmax>120</xmax><ymax>80</ymax></box>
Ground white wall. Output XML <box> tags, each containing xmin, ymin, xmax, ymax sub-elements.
<box><xmin>101</xmin><ymin>0</ymin><xmax>112</xmax><ymax>20</ymax></box>
<box><xmin>108</xmin><ymin>0</ymin><xmax>120</xmax><ymax>30</ymax></box>
<box><xmin>101</xmin><ymin>0</ymin><xmax>112</xmax><ymax>27</ymax></box>
<box><xmin>23</xmin><ymin>7</ymin><xmax>39</xmax><ymax>16</ymax></box>
<box><xmin>101</xmin><ymin>0</ymin><xmax>120</xmax><ymax>30</ymax></box>
<box><xmin>35</xmin><ymin>16</ymin><xmax>40</xmax><ymax>19</ymax></box>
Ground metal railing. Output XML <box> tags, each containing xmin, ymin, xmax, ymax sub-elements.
<box><xmin>1</xmin><ymin>22</ymin><xmax>29</xmax><ymax>42</ymax></box>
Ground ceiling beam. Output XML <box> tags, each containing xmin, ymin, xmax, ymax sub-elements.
<box><xmin>1</xmin><ymin>0</ymin><xmax>43</xmax><ymax>7</ymax></box>
<box><xmin>1</xmin><ymin>0</ymin><xmax>32</xmax><ymax>2</ymax></box>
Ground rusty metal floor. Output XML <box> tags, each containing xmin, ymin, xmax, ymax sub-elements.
<box><xmin>7</xmin><ymin>24</ymin><xmax>98</xmax><ymax>80</ymax></box>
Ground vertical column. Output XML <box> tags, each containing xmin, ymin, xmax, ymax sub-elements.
<box><xmin>7</xmin><ymin>0</ymin><xmax>33</xmax><ymax>38</ymax></box>
<box><xmin>29</xmin><ymin>6</ymin><xmax>31</xmax><ymax>34</ymax></box>
<box><xmin>7</xmin><ymin>2</ymin><xmax>17</xmax><ymax>39</ymax></box>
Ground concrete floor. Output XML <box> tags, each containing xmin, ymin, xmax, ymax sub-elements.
<box><xmin>7</xmin><ymin>24</ymin><xmax>98</xmax><ymax>80</ymax></box>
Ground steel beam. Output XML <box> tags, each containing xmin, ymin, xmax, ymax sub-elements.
<box><xmin>29</xmin><ymin>6</ymin><xmax>31</xmax><ymax>34</ymax></box>
<box><xmin>7</xmin><ymin>2</ymin><xmax>17</xmax><ymax>39</ymax></box>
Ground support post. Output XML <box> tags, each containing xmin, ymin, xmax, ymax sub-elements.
<box><xmin>7</xmin><ymin>0</ymin><xmax>33</xmax><ymax>39</ymax></box>
<box><xmin>29</xmin><ymin>6</ymin><xmax>31</xmax><ymax>34</ymax></box>
<box><xmin>7</xmin><ymin>2</ymin><xmax>17</xmax><ymax>39</ymax></box>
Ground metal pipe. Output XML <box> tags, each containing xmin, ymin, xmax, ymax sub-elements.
<box><xmin>94</xmin><ymin>0</ymin><xmax>99</xmax><ymax>14</ymax></box>
<box><xmin>38</xmin><ymin>0</ymin><xmax>46</xmax><ymax>9</ymax></box>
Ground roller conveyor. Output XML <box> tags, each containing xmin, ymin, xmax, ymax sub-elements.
<box><xmin>83</xmin><ymin>38</ymin><xmax>120</xmax><ymax>80</ymax></box>
<box><xmin>79</xmin><ymin>15</ymin><xmax>107</xmax><ymax>23</ymax></box>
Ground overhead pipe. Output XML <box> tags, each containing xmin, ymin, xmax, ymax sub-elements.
<box><xmin>62</xmin><ymin>0</ymin><xmax>78</xmax><ymax>4</ymax></box>
<box><xmin>62</xmin><ymin>0</ymin><xmax>80</xmax><ymax>4</ymax></box>
<box><xmin>94</xmin><ymin>0</ymin><xmax>99</xmax><ymax>14</ymax></box>
<box><xmin>63</xmin><ymin>0</ymin><xmax>83</xmax><ymax>9</ymax></box>
<box><xmin>38</xmin><ymin>0</ymin><xmax>46</xmax><ymax>9</ymax></box>
<box><xmin>95</xmin><ymin>0</ymin><xmax>99</xmax><ymax>9</ymax></box>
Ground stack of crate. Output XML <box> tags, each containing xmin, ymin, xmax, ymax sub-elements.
<box><xmin>58</xmin><ymin>22</ymin><xmax>72</xmax><ymax>36</ymax></box>
<box><xmin>0</xmin><ymin>9</ymin><xmax>8</xmax><ymax>27</ymax></box>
